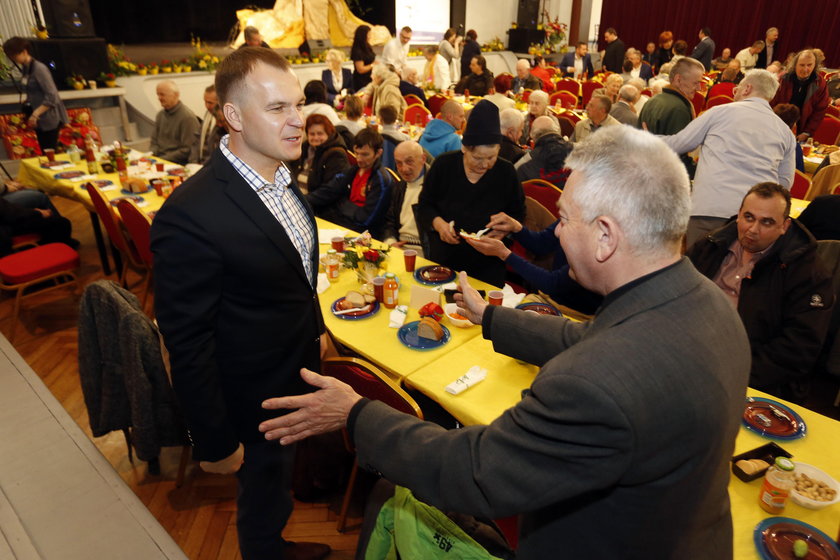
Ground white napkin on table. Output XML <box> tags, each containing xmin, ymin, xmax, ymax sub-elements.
<box><xmin>70</xmin><ymin>174</ymin><xmax>97</xmax><ymax>183</ymax></box>
<box><xmin>445</xmin><ymin>366</ymin><xmax>488</xmax><ymax>395</ymax></box>
<box><xmin>501</xmin><ymin>284</ymin><xmax>526</xmax><ymax>308</ymax></box>
<box><xmin>316</xmin><ymin>273</ymin><xmax>330</xmax><ymax>294</ymax></box>
<box><xmin>389</xmin><ymin>305</ymin><xmax>408</xmax><ymax>328</ymax></box>
<box><xmin>47</xmin><ymin>162</ymin><xmax>73</xmax><ymax>170</ymax></box>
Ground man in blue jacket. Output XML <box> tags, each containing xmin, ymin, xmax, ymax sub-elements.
<box><xmin>419</xmin><ymin>100</ymin><xmax>464</xmax><ymax>157</ymax></box>
<box><xmin>560</xmin><ymin>42</ymin><xmax>594</xmax><ymax>78</ymax></box>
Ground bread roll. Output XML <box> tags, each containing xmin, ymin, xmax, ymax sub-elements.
<box><xmin>417</xmin><ymin>317</ymin><xmax>444</xmax><ymax>341</ymax></box>
<box><xmin>345</xmin><ymin>290</ymin><xmax>366</xmax><ymax>308</ymax></box>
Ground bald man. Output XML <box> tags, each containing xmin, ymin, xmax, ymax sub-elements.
<box><xmin>512</xmin><ymin>59</ymin><xmax>541</xmax><ymax>93</ymax></box>
<box><xmin>382</xmin><ymin>140</ymin><xmax>429</xmax><ymax>254</ymax></box>
<box><xmin>150</xmin><ymin>80</ymin><xmax>200</xmax><ymax>164</ymax></box>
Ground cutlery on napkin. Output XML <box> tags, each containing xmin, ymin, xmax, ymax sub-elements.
<box><xmin>388</xmin><ymin>305</ymin><xmax>408</xmax><ymax>328</ymax></box>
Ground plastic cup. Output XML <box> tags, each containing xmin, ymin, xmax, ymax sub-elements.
<box><xmin>152</xmin><ymin>180</ymin><xmax>163</xmax><ymax>196</ymax></box>
<box><xmin>488</xmin><ymin>290</ymin><xmax>504</xmax><ymax>306</ymax></box>
<box><xmin>331</xmin><ymin>236</ymin><xmax>345</xmax><ymax>252</ymax></box>
<box><xmin>801</xmin><ymin>143</ymin><xmax>812</xmax><ymax>157</ymax></box>
<box><xmin>44</xmin><ymin>148</ymin><xmax>55</xmax><ymax>162</ymax></box>
<box><xmin>403</xmin><ymin>249</ymin><xmax>417</xmax><ymax>272</ymax></box>
<box><xmin>372</xmin><ymin>277</ymin><xmax>386</xmax><ymax>302</ymax></box>
<box><xmin>155</xmin><ymin>162</ymin><xmax>165</xmax><ymax>172</ymax></box>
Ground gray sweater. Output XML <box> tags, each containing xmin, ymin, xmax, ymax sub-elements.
<box><xmin>150</xmin><ymin>101</ymin><xmax>199</xmax><ymax>164</ymax></box>
<box><xmin>24</xmin><ymin>58</ymin><xmax>68</xmax><ymax>132</ymax></box>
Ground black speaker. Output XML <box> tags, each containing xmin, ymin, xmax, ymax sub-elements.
<box><xmin>507</xmin><ymin>28</ymin><xmax>545</xmax><ymax>53</ymax></box>
<box><xmin>41</xmin><ymin>0</ymin><xmax>96</xmax><ymax>38</ymax></box>
<box><xmin>28</xmin><ymin>38</ymin><xmax>109</xmax><ymax>87</ymax></box>
<box><xmin>517</xmin><ymin>0</ymin><xmax>540</xmax><ymax>28</ymax></box>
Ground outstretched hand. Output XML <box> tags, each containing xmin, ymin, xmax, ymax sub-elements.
<box><xmin>462</xmin><ymin>235</ymin><xmax>511</xmax><ymax>260</ymax></box>
<box><xmin>453</xmin><ymin>271</ymin><xmax>488</xmax><ymax>325</ymax></box>
<box><xmin>260</xmin><ymin>369</ymin><xmax>362</xmax><ymax>445</ymax></box>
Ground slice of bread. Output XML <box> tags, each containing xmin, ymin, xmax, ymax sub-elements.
<box><xmin>417</xmin><ymin>317</ymin><xmax>444</xmax><ymax>341</ymax></box>
<box><xmin>345</xmin><ymin>290</ymin><xmax>366</xmax><ymax>308</ymax></box>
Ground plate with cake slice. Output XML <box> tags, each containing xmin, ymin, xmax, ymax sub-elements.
<box><xmin>397</xmin><ymin>319</ymin><xmax>451</xmax><ymax>350</ymax></box>
<box><xmin>414</xmin><ymin>265</ymin><xmax>456</xmax><ymax>285</ymax></box>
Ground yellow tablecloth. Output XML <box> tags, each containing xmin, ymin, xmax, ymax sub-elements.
<box><xmin>16</xmin><ymin>154</ymin><xmax>176</xmax><ymax>214</ymax></box>
<box><xmin>790</xmin><ymin>197</ymin><xmax>809</xmax><ymax>219</ymax></box>
<box><xmin>403</xmin><ymin>331</ymin><xmax>840</xmax><ymax>557</ymax></box>
<box><xmin>315</xmin><ymin>219</ymin><xmax>497</xmax><ymax>382</ymax></box>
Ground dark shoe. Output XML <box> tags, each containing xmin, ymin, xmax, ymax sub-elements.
<box><xmin>284</xmin><ymin>541</ymin><xmax>331</xmax><ymax>560</ymax></box>
<box><xmin>65</xmin><ymin>238</ymin><xmax>81</xmax><ymax>250</ymax></box>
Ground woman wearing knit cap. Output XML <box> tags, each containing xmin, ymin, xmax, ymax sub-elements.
<box><xmin>416</xmin><ymin>100</ymin><xmax>525</xmax><ymax>287</ymax></box>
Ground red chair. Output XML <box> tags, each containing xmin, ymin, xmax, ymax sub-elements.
<box><xmin>522</xmin><ymin>179</ymin><xmax>562</xmax><ymax>218</ymax></box>
<box><xmin>403</xmin><ymin>93</ymin><xmax>423</xmax><ymax>107</ymax></box>
<box><xmin>11</xmin><ymin>233</ymin><xmax>41</xmax><ymax>251</ymax></box>
<box><xmin>705</xmin><ymin>95</ymin><xmax>734</xmax><ymax>110</ymax></box>
<box><xmin>550</xmin><ymin>90</ymin><xmax>578</xmax><ymax>110</ymax></box>
<box><xmin>521</xmin><ymin>89</ymin><xmax>534</xmax><ymax>103</ymax></box>
<box><xmin>827</xmin><ymin>104</ymin><xmax>840</xmax><ymax>119</ymax></box>
<box><xmin>691</xmin><ymin>91</ymin><xmax>705</xmax><ymax>116</ymax></box>
<box><xmin>641</xmin><ymin>88</ymin><xmax>652</xmax><ymax>97</ymax></box>
<box><xmin>86</xmin><ymin>182</ymin><xmax>146</xmax><ymax>286</ymax></box>
<box><xmin>790</xmin><ymin>170</ymin><xmax>812</xmax><ymax>200</ymax></box>
<box><xmin>553</xmin><ymin>79</ymin><xmax>581</xmax><ymax>97</ymax></box>
<box><xmin>404</xmin><ymin>104</ymin><xmax>432</xmax><ymax>126</ymax></box>
<box><xmin>321</xmin><ymin>356</ymin><xmax>422</xmax><ymax>532</ymax></box>
<box><xmin>0</xmin><ymin>243</ymin><xmax>79</xmax><ymax>340</ymax></box>
<box><xmin>707</xmin><ymin>82</ymin><xmax>736</xmax><ymax>99</ymax></box>
<box><xmin>557</xmin><ymin>116</ymin><xmax>576</xmax><ymax>139</ymax></box>
<box><xmin>580</xmin><ymin>81</ymin><xmax>601</xmax><ymax>107</ymax></box>
<box><xmin>427</xmin><ymin>93</ymin><xmax>448</xmax><ymax>117</ymax></box>
<box><xmin>116</xmin><ymin>199</ymin><xmax>154</xmax><ymax>313</ymax></box>
<box><xmin>812</xmin><ymin>115</ymin><xmax>840</xmax><ymax>146</ymax></box>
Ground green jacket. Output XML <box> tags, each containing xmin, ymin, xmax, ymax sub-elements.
<box><xmin>639</xmin><ymin>88</ymin><xmax>696</xmax><ymax>177</ymax></box>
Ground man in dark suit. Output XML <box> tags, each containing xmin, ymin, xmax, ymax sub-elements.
<box><xmin>601</xmin><ymin>27</ymin><xmax>625</xmax><ymax>73</ymax></box>
<box><xmin>691</xmin><ymin>27</ymin><xmax>716</xmax><ymax>71</ymax></box>
<box><xmin>560</xmin><ymin>42</ymin><xmax>594</xmax><ymax>78</ymax></box>
<box><xmin>755</xmin><ymin>27</ymin><xmax>779</xmax><ymax>69</ymax></box>
<box><xmin>259</xmin><ymin>126</ymin><xmax>751</xmax><ymax>559</ymax></box>
<box><xmin>151</xmin><ymin>47</ymin><xmax>330</xmax><ymax>560</ymax></box>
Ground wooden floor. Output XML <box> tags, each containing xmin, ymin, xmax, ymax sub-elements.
<box><xmin>0</xmin><ymin>195</ymin><xmax>361</xmax><ymax>559</ymax></box>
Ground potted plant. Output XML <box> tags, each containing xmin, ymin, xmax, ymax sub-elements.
<box><xmin>136</xmin><ymin>63</ymin><xmax>147</xmax><ymax>76</ymax></box>
<box><xmin>66</xmin><ymin>74</ymin><xmax>85</xmax><ymax>90</ymax></box>
<box><xmin>99</xmin><ymin>72</ymin><xmax>117</xmax><ymax>87</ymax></box>
<box><xmin>160</xmin><ymin>60</ymin><xmax>172</xmax><ymax>73</ymax></box>
<box><xmin>148</xmin><ymin>63</ymin><xmax>159</xmax><ymax>75</ymax></box>
<box><xmin>180</xmin><ymin>58</ymin><xmax>191</xmax><ymax>72</ymax></box>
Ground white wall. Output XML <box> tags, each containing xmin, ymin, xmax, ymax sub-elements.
<box><xmin>464</xmin><ymin>0</ymin><xmax>573</xmax><ymax>49</ymax></box>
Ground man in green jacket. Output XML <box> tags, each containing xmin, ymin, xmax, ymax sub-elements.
<box><xmin>639</xmin><ymin>57</ymin><xmax>704</xmax><ymax>177</ymax></box>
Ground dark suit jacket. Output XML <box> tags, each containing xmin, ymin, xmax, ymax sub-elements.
<box><xmin>559</xmin><ymin>52</ymin><xmax>594</xmax><ymax>77</ymax></box>
<box><xmin>351</xmin><ymin>258</ymin><xmax>750</xmax><ymax>559</ymax></box>
<box><xmin>322</xmin><ymin>67</ymin><xmax>354</xmax><ymax>104</ymax></box>
<box><xmin>602</xmin><ymin>38</ymin><xmax>626</xmax><ymax>72</ymax></box>
<box><xmin>691</xmin><ymin>37</ymin><xmax>716</xmax><ymax>71</ymax></box>
<box><xmin>151</xmin><ymin>149</ymin><xmax>324</xmax><ymax>462</ymax></box>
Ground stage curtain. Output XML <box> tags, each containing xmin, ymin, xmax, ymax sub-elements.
<box><xmin>598</xmin><ymin>0</ymin><xmax>840</xmax><ymax>68</ymax></box>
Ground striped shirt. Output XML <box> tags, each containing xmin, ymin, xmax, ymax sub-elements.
<box><xmin>220</xmin><ymin>135</ymin><xmax>316</xmax><ymax>285</ymax></box>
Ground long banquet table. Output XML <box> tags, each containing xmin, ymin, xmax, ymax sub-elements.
<box><xmin>404</xmin><ymin>332</ymin><xmax>840</xmax><ymax>558</ymax></box>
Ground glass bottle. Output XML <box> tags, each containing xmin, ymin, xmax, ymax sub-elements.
<box><xmin>325</xmin><ymin>249</ymin><xmax>340</xmax><ymax>283</ymax></box>
<box><xmin>383</xmin><ymin>273</ymin><xmax>398</xmax><ymax>309</ymax></box>
<box><xmin>758</xmin><ymin>456</ymin><xmax>795</xmax><ymax>514</ymax></box>
<box><xmin>84</xmin><ymin>135</ymin><xmax>97</xmax><ymax>175</ymax></box>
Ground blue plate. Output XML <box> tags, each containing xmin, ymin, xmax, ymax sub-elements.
<box><xmin>414</xmin><ymin>265</ymin><xmax>455</xmax><ymax>285</ymax></box>
<box><xmin>516</xmin><ymin>301</ymin><xmax>560</xmax><ymax>316</ymax></box>
<box><xmin>79</xmin><ymin>179</ymin><xmax>113</xmax><ymax>189</ymax></box>
<box><xmin>754</xmin><ymin>517</ymin><xmax>840</xmax><ymax>560</ymax></box>
<box><xmin>121</xmin><ymin>185</ymin><xmax>153</xmax><ymax>195</ymax></box>
<box><xmin>397</xmin><ymin>320</ymin><xmax>450</xmax><ymax>350</ymax></box>
<box><xmin>330</xmin><ymin>297</ymin><xmax>379</xmax><ymax>320</ymax></box>
<box><xmin>109</xmin><ymin>194</ymin><xmax>145</xmax><ymax>207</ymax></box>
<box><xmin>53</xmin><ymin>170</ymin><xmax>84</xmax><ymax>179</ymax></box>
<box><xmin>742</xmin><ymin>396</ymin><xmax>806</xmax><ymax>440</ymax></box>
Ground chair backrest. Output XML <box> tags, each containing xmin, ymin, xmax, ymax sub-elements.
<box><xmin>345</xmin><ymin>149</ymin><xmax>357</xmax><ymax>166</ymax></box>
<box><xmin>427</xmin><ymin>94</ymin><xmax>448</xmax><ymax>117</ymax></box>
<box><xmin>704</xmin><ymin>95</ymin><xmax>734</xmax><ymax>110</ymax></box>
<box><xmin>707</xmin><ymin>82</ymin><xmax>736</xmax><ymax>99</ymax></box>
<box><xmin>552</xmin><ymin>90</ymin><xmax>578</xmax><ymax>110</ymax></box>
<box><xmin>522</xmin><ymin>179</ymin><xmax>562</xmax><ymax>218</ymax></box>
<box><xmin>790</xmin><ymin>169</ymin><xmax>813</xmax><ymax>200</ymax></box>
<box><xmin>813</xmin><ymin>115</ymin><xmax>840</xmax><ymax>146</ymax></box>
<box><xmin>404</xmin><ymin>94</ymin><xmax>423</xmax><ymax>106</ymax></box>
<box><xmin>553</xmin><ymin>79</ymin><xmax>581</xmax><ymax>97</ymax></box>
<box><xmin>810</xmin><ymin>163</ymin><xmax>840</xmax><ymax>200</ymax></box>
<box><xmin>580</xmin><ymin>81</ymin><xmax>601</xmax><ymax>106</ymax></box>
<box><xmin>521</xmin><ymin>89</ymin><xmax>534</xmax><ymax>103</ymax></box>
<box><xmin>557</xmin><ymin>116</ymin><xmax>576</xmax><ymax>138</ymax></box>
<box><xmin>404</xmin><ymin>104</ymin><xmax>432</xmax><ymax>126</ymax></box>
<box><xmin>116</xmin><ymin>199</ymin><xmax>154</xmax><ymax>268</ymax></box>
<box><xmin>321</xmin><ymin>357</ymin><xmax>422</xmax><ymax>419</ymax></box>
<box><xmin>827</xmin><ymin>104</ymin><xmax>840</xmax><ymax>119</ymax></box>
<box><xmin>85</xmin><ymin>182</ymin><xmax>143</xmax><ymax>266</ymax></box>
<box><xmin>691</xmin><ymin>91</ymin><xmax>705</xmax><ymax>116</ymax></box>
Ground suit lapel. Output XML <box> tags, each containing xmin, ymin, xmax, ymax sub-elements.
<box><xmin>215</xmin><ymin>155</ymin><xmax>314</xmax><ymax>288</ymax></box>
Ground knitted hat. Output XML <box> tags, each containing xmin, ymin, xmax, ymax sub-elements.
<box><xmin>462</xmin><ymin>99</ymin><xmax>502</xmax><ymax>146</ymax></box>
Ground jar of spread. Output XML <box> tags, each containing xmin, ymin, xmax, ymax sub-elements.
<box><xmin>759</xmin><ymin>456</ymin><xmax>795</xmax><ymax>514</ymax></box>
<box><xmin>383</xmin><ymin>273</ymin><xmax>398</xmax><ymax>309</ymax></box>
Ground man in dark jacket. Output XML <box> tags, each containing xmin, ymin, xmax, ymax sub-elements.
<box><xmin>770</xmin><ymin>49</ymin><xmax>830</xmax><ymax>142</ymax></box>
<box><xmin>499</xmin><ymin>108</ymin><xmax>525</xmax><ymax>165</ymax></box>
<box><xmin>0</xmin><ymin>192</ymin><xmax>75</xmax><ymax>256</ymax></box>
<box><xmin>306</xmin><ymin>128</ymin><xmax>394</xmax><ymax>238</ymax></box>
<box><xmin>382</xmin><ymin>140</ymin><xmax>428</xmax><ymax>253</ymax></box>
<box><xmin>515</xmin><ymin>116</ymin><xmax>572</xmax><ymax>188</ymax></box>
<box><xmin>601</xmin><ymin>27</ymin><xmax>625</xmax><ymax>73</ymax></box>
<box><xmin>690</xmin><ymin>27</ymin><xmax>716</xmax><ymax>71</ymax></box>
<box><xmin>687</xmin><ymin>183</ymin><xmax>834</xmax><ymax>401</ymax></box>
